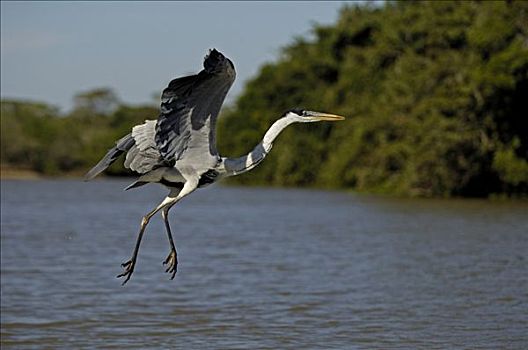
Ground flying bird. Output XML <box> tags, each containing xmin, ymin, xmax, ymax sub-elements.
<box><xmin>85</xmin><ymin>49</ymin><xmax>345</xmax><ymax>284</ymax></box>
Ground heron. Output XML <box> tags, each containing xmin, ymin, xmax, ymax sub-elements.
<box><xmin>85</xmin><ymin>49</ymin><xmax>345</xmax><ymax>284</ymax></box>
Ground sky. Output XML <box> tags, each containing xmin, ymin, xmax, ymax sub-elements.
<box><xmin>1</xmin><ymin>1</ymin><xmax>354</xmax><ymax>112</ymax></box>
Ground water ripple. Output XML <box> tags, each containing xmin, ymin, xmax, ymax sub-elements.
<box><xmin>1</xmin><ymin>179</ymin><xmax>527</xmax><ymax>349</ymax></box>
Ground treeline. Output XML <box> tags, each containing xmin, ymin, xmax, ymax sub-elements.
<box><xmin>217</xmin><ymin>1</ymin><xmax>528</xmax><ymax>197</ymax></box>
<box><xmin>1</xmin><ymin>1</ymin><xmax>527</xmax><ymax>197</ymax></box>
<box><xmin>1</xmin><ymin>89</ymin><xmax>158</xmax><ymax>176</ymax></box>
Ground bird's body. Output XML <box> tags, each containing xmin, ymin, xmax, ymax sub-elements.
<box><xmin>86</xmin><ymin>49</ymin><xmax>344</xmax><ymax>284</ymax></box>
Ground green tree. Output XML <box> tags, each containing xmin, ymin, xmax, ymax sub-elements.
<box><xmin>1</xmin><ymin>95</ymin><xmax>157</xmax><ymax>176</ymax></box>
<box><xmin>218</xmin><ymin>1</ymin><xmax>528</xmax><ymax>197</ymax></box>
<box><xmin>73</xmin><ymin>87</ymin><xmax>120</xmax><ymax>116</ymax></box>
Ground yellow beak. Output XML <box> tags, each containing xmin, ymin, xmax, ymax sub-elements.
<box><xmin>310</xmin><ymin>112</ymin><xmax>346</xmax><ymax>121</ymax></box>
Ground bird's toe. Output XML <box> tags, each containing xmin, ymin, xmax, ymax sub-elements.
<box><xmin>117</xmin><ymin>259</ymin><xmax>135</xmax><ymax>285</ymax></box>
<box><xmin>163</xmin><ymin>251</ymin><xmax>178</xmax><ymax>279</ymax></box>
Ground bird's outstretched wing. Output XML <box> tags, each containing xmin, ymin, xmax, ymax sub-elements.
<box><xmin>155</xmin><ymin>49</ymin><xmax>236</xmax><ymax>163</ymax></box>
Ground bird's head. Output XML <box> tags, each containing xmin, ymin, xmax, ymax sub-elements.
<box><xmin>284</xmin><ymin>108</ymin><xmax>345</xmax><ymax>123</ymax></box>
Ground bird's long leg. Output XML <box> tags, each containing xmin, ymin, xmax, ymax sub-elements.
<box><xmin>117</xmin><ymin>180</ymin><xmax>197</xmax><ymax>285</ymax></box>
<box><xmin>158</xmin><ymin>180</ymin><xmax>198</xmax><ymax>280</ymax></box>
<box><xmin>162</xmin><ymin>203</ymin><xmax>178</xmax><ymax>279</ymax></box>
<box><xmin>117</xmin><ymin>195</ymin><xmax>177</xmax><ymax>285</ymax></box>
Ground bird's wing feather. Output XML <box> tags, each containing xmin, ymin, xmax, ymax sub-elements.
<box><xmin>124</xmin><ymin>120</ymin><xmax>163</xmax><ymax>174</ymax></box>
<box><xmin>155</xmin><ymin>49</ymin><xmax>235</xmax><ymax>163</ymax></box>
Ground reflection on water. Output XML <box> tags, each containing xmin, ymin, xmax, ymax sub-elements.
<box><xmin>1</xmin><ymin>179</ymin><xmax>527</xmax><ymax>349</ymax></box>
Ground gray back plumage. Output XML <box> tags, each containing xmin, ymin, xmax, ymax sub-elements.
<box><xmin>124</xmin><ymin>120</ymin><xmax>163</xmax><ymax>173</ymax></box>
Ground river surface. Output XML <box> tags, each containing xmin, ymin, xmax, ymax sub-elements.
<box><xmin>1</xmin><ymin>179</ymin><xmax>527</xmax><ymax>349</ymax></box>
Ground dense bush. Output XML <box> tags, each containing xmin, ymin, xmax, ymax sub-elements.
<box><xmin>1</xmin><ymin>98</ymin><xmax>158</xmax><ymax>176</ymax></box>
<box><xmin>217</xmin><ymin>1</ymin><xmax>528</xmax><ymax>197</ymax></box>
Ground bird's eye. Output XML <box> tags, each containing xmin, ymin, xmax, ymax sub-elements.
<box><xmin>285</xmin><ymin>108</ymin><xmax>305</xmax><ymax>117</ymax></box>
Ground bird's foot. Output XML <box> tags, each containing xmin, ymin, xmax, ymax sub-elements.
<box><xmin>117</xmin><ymin>259</ymin><xmax>135</xmax><ymax>285</ymax></box>
<box><xmin>163</xmin><ymin>249</ymin><xmax>178</xmax><ymax>280</ymax></box>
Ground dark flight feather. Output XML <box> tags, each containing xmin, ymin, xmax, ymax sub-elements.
<box><xmin>155</xmin><ymin>49</ymin><xmax>236</xmax><ymax>162</ymax></box>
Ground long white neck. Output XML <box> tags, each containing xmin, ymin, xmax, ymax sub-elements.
<box><xmin>223</xmin><ymin>116</ymin><xmax>296</xmax><ymax>176</ymax></box>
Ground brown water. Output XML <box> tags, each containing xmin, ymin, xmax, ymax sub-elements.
<box><xmin>1</xmin><ymin>179</ymin><xmax>527</xmax><ymax>349</ymax></box>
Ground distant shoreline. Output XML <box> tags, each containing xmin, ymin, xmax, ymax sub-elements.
<box><xmin>0</xmin><ymin>166</ymin><xmax>140</xmax><ymax>181</ymax></box>
<box><xmin>1</xmin><ymin>167</ymin><xmax>42</xmax><ymax>180</ymax></box>
<box><xmin>1</xmin><ymin>167</ymin><xmax>526</xmax><ymax>201</ymax></box>
<box><xmin>0</xmin><ymin>166</ymin><xmax>89</xmax><ymax>180</ymax></box>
